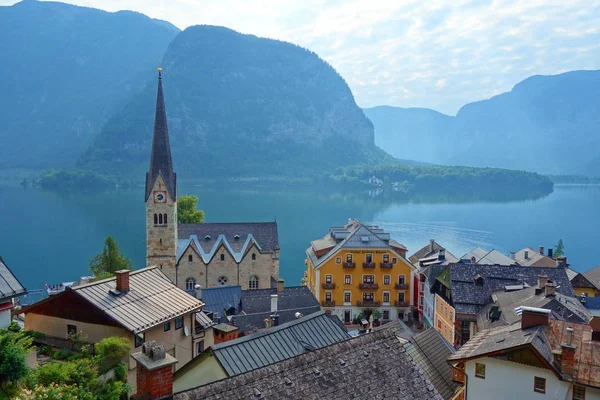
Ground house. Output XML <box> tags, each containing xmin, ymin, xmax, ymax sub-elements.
<box><xmin>461</xmin><ymin>247</ymin><xmax>516</xmax><ymax>265</ymax></box>
<box><xmin>0</xmin><ymin>258</ymin><xmax>26</xmax><ymax>328</ymax></box>
<box><xmin>142</xmin><ymin>321</ymin><xmax>445</xmax><ymax>400</ymax></box>
<box><xmin>432</xmin><ymin>263</ymin><xmax>575</xmax><ymax>346</ymax></box>
<box><xmin>513</xmin><ymin>246</ymin><xmax>558</xmax><ymax>267</ymax></box>
<box><xmin>143</xmin><ymin>68</ymin><xmax>279</xmax><ymax>291</ymax></box>
<box><xmin>448</xmin><ymin>307</ymin><xmax>600</xmax><ymax>400</ymax></box>
<box><xmin>172</xmin><ymin>311</ymin><xmax>351</xmax><ymax>392</ymax></box>
<box><xmin>17</xmin><ymin>268</ymin><xmax>204</xmax><ymax>387</ymax></box>
<box><xmin>410</xmin><ymin>239</ymin><xmax>458</xmax><ymax>328</ymax></box>
<box><xmin>305</xmin><ymin>218</ymin><xmax>416</xmax><ymax>325</ymax></box>
<box><xmin>570</xmin><ymin>264</ymin><xmax>600</xmax><ymax>297</ymax></box>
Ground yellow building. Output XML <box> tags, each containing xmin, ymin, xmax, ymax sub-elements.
<box><xmin>569</xmin><ymin>265</ymin><xmax>600</xmax><ymax>297</ymax></box>
<box><xmin>434</xmin><ymin>293</ymin><xmax>456</xmax><ymax>345</ymax></box>
<box><xmin>305</xmin><ymin>219</ymin><xmax>416</xmax><ymax>324</ymax></box>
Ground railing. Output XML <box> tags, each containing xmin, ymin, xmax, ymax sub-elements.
<box><xmin>359</xmin><ymin>283</ymin><xmax>379</xmax><ymax>290</ymax></box>
<box><xmin>356</xmin><ymin>300</ymin><xmax>381</xmax><ymax>307</ymax></box>
<box><xmin>322</xmin><ymin>283</ymin><xmax>336</xmax><ymax>289</ymax></box>
<box><xmin>394</xmin><ymin>300</ymin><xmax>409</xmax><ymax>307</ymax></box>
<box><xmin>321</xmin><ymin>300</ymin><xmax>336</xmax><ymax>307</ymax></box>
<box><xmin>363</xmin><ymin>262</ymin><xmax>376</xmax><ymax>269</ymax></box>
<box><xmin>380</xmin><ymin>262</ymin><xmax>393</xmax><ymax>269</ymax></box>
<box><xmin>395</xmin><ymin>283</ymin><xmax>409</xmax><ymax>290</ymax></box>
<box><xmin>343</xmin><ymin>262</ymin><xmax>356</xmax><ymax>269</ymax></box>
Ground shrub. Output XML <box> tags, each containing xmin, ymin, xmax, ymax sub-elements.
<box><xmin>95</xmin><ymin>337</ymin><xmax>130</xmax><ymax>364</ymax></box>
<box><xmin>113</xmin><ymin>362</ymin><xmax>127</xmax><ymax>382</ymax></box>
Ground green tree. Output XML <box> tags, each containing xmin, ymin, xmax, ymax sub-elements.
<box><xmin>89</xmin><ymin>236</ymin><xmax>132</xmax><ymax>278</ymax></box>
<box><xmin>0</xmin><ymin>325</ymin><xmax>33</xmax><ymax>395</ymax></box>
<box><xmin>178</xmin><ymin>195</ymin><xmax>205</xmax><ymax>224</ymax></box>
<box><xmin>554</xmin><ymin>239</ymin><xmax>565</xmax><ymax>257</ymax></box>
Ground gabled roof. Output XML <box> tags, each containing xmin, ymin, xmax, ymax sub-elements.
<box><xmin>583</xmin><ymin>265</ymin><xmax>600</xmax><ymax>290</ymax></box>
<box><xmin>200</xmin><ymin>285</ymin><xmax>242</xmax><ymax>316</ymax></box>
<box><xmin>0</xmin><ymin>259</ymin><xmax>26</xmax><ymax>302</ymax></box>
<box><xmin>174</xmin><ymin>321</ymin><xmax>443</xmax><ymax>400</ymax></box>
<box><xmin>514</xmin><ymin>247</ymin><xmax>556</xmax><ymax>267</ymax></box>
<box><xmin>449</xmin><ymin>263</ymin><xmax>575</xmax><ymax>316</ymax></box>
<box><xmin>145</xmin><ymin>70</ymin><xmax>176</xmax><ymax>202</ymax></box>
<box><xmin>461</xmin><ymin>247</ymin><xmax>516</xmax><ymax>265</ymax></box>
<box><xmin>210</xmin><ymin>311</ymin><xmax>350</xmax><ymax>377</ymax></box>
<box><xmin>21</xmin><ymin>267</ymin><xmax>203</xmax><ymax>333</ymax></box>
<box><xmin>409</xmin><ymin>240</ymin><xmax>458</xmax><ymax>266</ymax></box>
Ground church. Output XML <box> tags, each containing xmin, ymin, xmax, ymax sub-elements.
<box><xmin>144</xmin><ymin>68</ymin><xmax>280</xmax><ymax>292</ymax></box>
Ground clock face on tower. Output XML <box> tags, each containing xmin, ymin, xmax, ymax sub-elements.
<box><xmin>154</xmin><ymin>191</ymin><xmax>167</xmax><ymax>204</ymax></box>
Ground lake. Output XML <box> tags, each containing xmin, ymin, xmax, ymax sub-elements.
<box><xmin>1</xmin><ymin>183</ymin><xmax>599</xmax><ymax>291</ymax></box>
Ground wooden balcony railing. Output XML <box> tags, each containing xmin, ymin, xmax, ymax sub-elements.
<box><xmin>322</xmin><ymin>283</ymin><xmax>336</xmax><ymax>289</ymax></box>
<box><xmin>359</xmin><ymin>283</ymin><xmax>379</xmax><ymax>290</ymax></box>
<box><xmin>321</xmin><ymin>300</ymin><xmax>336</xmax><ymax>307</ymax></box>
<box><xmin>363</xmin><ymin>262</ymin><xmax>376</xmax><ymax>269</ymax></box>
<box><xmin>343</xmin><ymin>262</ymin><xmax>356</xmax><ymax>269</ymax></box>
<box><xmin>357</xmin><ymin>300</ymin><xmax>381</xmax><ymax>307</ymax></box>
<box><xmin>380</xmin><ymin>262</ymin><xmax>393</xmax><ymax>269</ymax></box>
<box><xmin>395</xmin><ymin>283</ymin><xmax>409</xmax><ymax>290</ymax></box>
<box><xmin>394</xmin><ymin>300</ymin><xmax>409</xmax><ymax>307</ymax></box>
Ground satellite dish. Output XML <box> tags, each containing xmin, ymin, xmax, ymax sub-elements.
<box><xmin>184</xmin><ymin>326</ymin><xmax>189</xmax><ymax>337</ymax></box>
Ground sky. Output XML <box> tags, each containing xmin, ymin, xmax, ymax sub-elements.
<box><xmin>3</xmin><ymin>0</ymin><xmax>600</xmax><ymax>114</ymax></box>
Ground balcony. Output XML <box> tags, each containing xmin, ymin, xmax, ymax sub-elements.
<box><xmin>394</xmin><ymin>300</ymin><xmax>409</xmax><ymax>307</ymax></box>
<box><xmin>395</xmin><ymin>283</ymin><xmax>409</xmax><ymax>290</ymax></box>
<box><xmin>357</xmin><ymin>300</ymin><xmax>381</xmax><ymax>307</ymax></box>
<box><xmin>322</xmin><ymin>283</ymin><xmax>336</xmax><ymax>289</ymax></box>
<box><xmin>380</xmin><ymin>262</ymin><xmax>393</xmax><ymax>269</ymax></box>
<box><xmin>359</xmin><ymin>283</ymin><xmax>379</xmax><ymax>290</ymax></box>
<box><xmin>362</xmin><ymin>262</ymin><xmax>376</xmax><ymax>269</ymax></box>
<box><xmin>343</xmin><ymin>262</ymin><xmax>356</xmax><ymax>269</ymax></box>
<box><xmin>321</xmin><ymin>300</ymin><xmax>336</xmax><ymax>307</ymax></box>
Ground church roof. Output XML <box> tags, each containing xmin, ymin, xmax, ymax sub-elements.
<box><xmin>145</xmin><ymin>69</ymin><xmax>176</xmax><ymax>202</ymax></box>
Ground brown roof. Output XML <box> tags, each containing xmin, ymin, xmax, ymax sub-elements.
<box><xmin>583</xmin><ymin>266</ymin><xmax>600</xmax><ymax>291</ymax></box>
<box><xmin>174</xmin><ymin>321</ymin><xmax>443</xmax><ymax>400</ymax></box>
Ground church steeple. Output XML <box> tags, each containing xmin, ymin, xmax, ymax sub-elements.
<box><xmin>145</xmin><ymin>68</ymin><xmax>176</xmax><ymax>202</ymax></box>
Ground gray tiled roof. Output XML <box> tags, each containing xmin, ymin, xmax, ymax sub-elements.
<box><xmin>0</xmin><ymin>259</ymin><xmax>26</xmax><ymax>302</ymax></box>
<box><xmin>73</xmin><ymin>267</ymin><xmax>203</xmax><ymax>333</ymax></box>
<box><xmin>449</xmin><ymin>263</ymin><xmax>575</xmax><ymax>316</ymax></box>
<box><xmin>405</xmin><ymin>329</ymin><xmax>458</xmax><ymax>400</ymax></box>
<box><xmin>175</xmin><ymin>321</ymin><xmax>443</xmax><ymax>400</ymax></box>
<box><xmin>211</xmin><ymin>311</ymin><xmax>350</xmax><ymax>377</ymax></box>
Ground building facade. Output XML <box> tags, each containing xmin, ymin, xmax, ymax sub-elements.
<box><xmin>144</xmin><ymin>69</ymin><xmax>279</xmax><ymax>291</ymax></box>
<box><xmin>305</xmin><ymin>219</ymin><xmax>416</xmax><ymax>324</ymax></box>
<box><xmin>0</xmin><ymin>259</ymin><xmax>26</xmax><ymax>328</ymax></box>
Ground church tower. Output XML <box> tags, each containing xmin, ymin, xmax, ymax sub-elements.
<box><xmin>146</xmin><ymin>68</ymin><xmax>178</xmax><ymax>283</ymax></box>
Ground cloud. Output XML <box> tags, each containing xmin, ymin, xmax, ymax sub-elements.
<box><xmin>1</xmin><ymin>0</ymin><xmax>599</xmax><ymax>114</ymax></box>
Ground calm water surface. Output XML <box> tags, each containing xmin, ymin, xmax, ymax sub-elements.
<box><xmin>1</xmin><ymin>184</ymin><xmax>598</xmax><ymax>291</ymax></box>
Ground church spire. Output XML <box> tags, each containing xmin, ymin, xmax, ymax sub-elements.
<box><xmin>145</xmin><ymin>68</ymin><xmax>176</xmax><ymax>202</ymax></box>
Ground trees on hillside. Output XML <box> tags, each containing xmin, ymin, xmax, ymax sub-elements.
<box><xmin>89</xmin><ymin>237</ymin><xmax>132</xmax><ymax>280</ymax></box>
<box><xmin>178</xmin><ymin>195</ymin><xmax>205</xmax><ymax>224</ymax></box>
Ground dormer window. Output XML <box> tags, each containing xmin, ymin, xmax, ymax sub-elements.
<box><xmin>234</xmin><ymin>235</ymin><xmax>240</xmax><ymax>240</ymax></box>
<box><xmin>205</xmin><ymin>235</ymin><xmax>211</xmax><ymax>241</ymax></box>
<box><xmin>474</xmin><ymin>274</ymin><xmax>484</xmax><ymax>286</ymax></box>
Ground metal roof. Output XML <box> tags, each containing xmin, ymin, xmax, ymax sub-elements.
<box><xmin>0</xmin><ymin>259</ymin><xmax>26</xmax><ymax>302</ymax></box>
<box><xmin>73</xmin><ymin>267</ymin><xmax>203</xmax><ymax>333</ymax></box>
<box><xmin>199</xmin><ymin>285</ymin><xmax>242</xmax><ymax>315</ymax></box>
<box><xmin>461</xmin><ymin>247</ymin><xmax>516</xmax><ymax>265</ymax></box>
<box><xmin>211</xmin><ymin>311</ymin><xmax>350</xmax><ymax>376</ymax></box>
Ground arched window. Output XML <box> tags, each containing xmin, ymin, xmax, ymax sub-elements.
<box><xmin>154</xmin><ymin>214</ymin><xmax>158</xmax><ymax>225</ymax></box>
<box><xmin>160</xmin><ymin>238</ymin><xmax>163</xmax><ymax>245</ymax></box>
<box><xmin>249</xmin><ymin>275</ymin><xmax>259</xmax><ymax>290</ymax></box>
<box><xmin>164</xmin><ymin>213</ymin><xmax>168</xmax><ymax>224</ymax></box>
<box><xmin>159</xmin><ymin>214</ymin><xmax>163</xmax><ymax>224</ymax></box>
<box><xmin>252</xmin><ymin>253</ymin><xmax>256</xmax><ymax>261</ymax></box>
<box><xmin>188</xmin><ymin>254</ymin><xmax>193</xmax><ymax>262</ymax></box>
<box><xmin>185</xmin><ymin>278</ymin><xmax>196</xmax><ymax>292</ymax></box>
<box><xmin>220</xmin><ymin>254</ymin><xmax>225</xmax><ymax>261</ymax></box>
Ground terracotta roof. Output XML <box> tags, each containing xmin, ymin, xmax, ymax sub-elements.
<box><xmin>0</xmin><ymin>259</ymin><xmax>26</xmax><ymax>302</ymax></box>
<box><xmin>174</xmin><ymin>321</ymin><xmax>443</xmax><ymax>400</ymax></box>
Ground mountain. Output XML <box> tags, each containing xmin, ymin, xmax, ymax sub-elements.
<box><xmin>366</xmin><ymin>70</ymin><xmax>600</xmax><ymax>176</ymax></box>
<box><xmin>0</xmin><ymin>0</ymin><xmax>180</xmax><ymax>170</ymax></box>
<box><xmin>79</xmin><ymin>25</ymin><xmax>391</xmax><ymax>179</ymax></box>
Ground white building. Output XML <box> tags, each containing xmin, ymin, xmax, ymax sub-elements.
<box><xmin>0</xmin><ymin>259</ymin><xmax>27</xmax><ymax>328</ymax></box>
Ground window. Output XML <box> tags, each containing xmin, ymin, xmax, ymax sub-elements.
<box><xmin>384</xmin><ymin>275</ymin><xmax>390</xmax><ymax>285</ymax></box>
<box><xmin>399</xmin><ymin>311</ymin><xmax>405</xmax><ymax>320</ymax></box>
<box><xmin>188</xmin><ymin>254</ymin><xmax>193</xmax><ymax>262</ymax></box>
<box><xmin>437</xmin><ymin>320</ymin><xmax>442</xmax><ymax>329</ymax></box>
<box><xmin>344</xmin><ymin>292</ymin><xmax>351</xmax><ymax>303</ymax></box>
<box><xmin>449</xmin><ymin>311</ymin><xmax>454</xmax><ymax>321</ymax></box>
<box><xmin>249</xmin><ymin>275</ymin><xmax>259</xmax><ymax>290</ymax></box>
<box><xmin>154</xmin><ymin>214</ymin><xmax>158</xmax><ymax>225</ymax></box>
<box><xmin>164</xmin><ymin>213</ymin><xmax>167</xmax><ymax>224</ymax></box>
<box><xmin>534</xmin><ymin>377</ymin><xmax>546</xmax><ymax>393</ymax></box>
<box><xmin>363</xmin><ymin>275</ymin><xmax>375</xmax><ymax>284</ymax></box>
<box><xmin>573</xmin><ymin>385</ymin><xmax>586</xmax><ymax>400</ymax></box>
<box><xmin>67</xmin><ymin>324</ymin><xmax>77</xmax><ymax>335</ymax></box>
<box><xmin>336</xmin><ymin>257</ymin><xmax>342</xmax><ymax>264</ymax></box>
<box><xmin>383</xmin><ymin>310</ymin><xmax>390</xmax><ymax>320</ymax></box>
<box><xmin>365</xmin><ymin>253</ymin><xmax>373</xmax><ymax>263</ymax></box>
<box><xmin>363</xmin><ymin>292</ymin><xmax>374</xmax><ymax>302</ymax></box>
<box><xmin>392</xmin><ymin>257</ymin><xmax>398</xmax><ymax>264</ymax></box>
<box><xmin>164</xmin><ymin>321</ymin><xmax>171</xmax><ymax>332</ymax></box>
<box><xmin>134</xmin><ymin>332</ymin><xmax>145</xmax><ymax>348</ymax></box>
<box><xmin>383</xmin><ymin>292</ymin><xmax>390</xmax><ymax>303</ymax></box>
<box><xmin>175</xmin><ymin>316</ymin><xmax>184</xmax><ymax>330</ymax></box>
<box><xmin>383</xmin><ymin>254</ymin><xmax>390</xmax><ymax>263</ymax></box>
<box><xmin>346</xmin><ymin>254</ymin><xmax>353</xmax><ymax>262</ymax></box>
<box><xmin>398</xmin><ymin>275</ymin><xmax>406</xmax><ymax>285</ymax></box>
<box><xmin>344</xmin><ymin>275</ymin><xmax>351</xmax><ymax>285</ymax></box>
<box><xmin>159</xmin><ymin>213</ymin><xmax>163</xmax><ymax>224</ymax></box>
<box><xmin>159</xmin><ymin>238</ymin><xmax>163</xmax><ymax>245</ymax></box>
<box><xmin>398</xmin><ymin>292</ymin><xmax>405</xmax><ymax>302</ymax></box>
<box><xmin>475</xmin><ymin>363</ymin><xmax>486</xmax><ymax>379</ymax></box>
<box><xmin>220</xmin><ymin>254</ymin><xmax>225</xmax><ymax>261</ymax></box>
<box><xmin>185</xmin><ymin>277</ymin><xmax>196</xmax><ymax>291</ymax></box>
<box><xmin>196</xmin><ymin>341</ymin><xmax>204</xmax><ymax>356</ymax></box>
<box><xmin>217</xmin><ymin>276</ymin><xmax>228</xmax><ymax>286</ymax></box>
<box><xmin>252</xmin><ymin>253</ymin><xmax>256</xmax><ymax>260</ymax></box>
<box><xmin>325</xmin><ymin>292</ymin><xmax>332</xmax><ymax>301</ymax></box>
<box><xmin>344</xmin><ymin>310</ymin><xmax>351</xmax><ymax>323</ymax></box>
<box><xmin>325</xmin><ymin>275</ymin><xmax>332</xmax><ymax>284</ymax></box>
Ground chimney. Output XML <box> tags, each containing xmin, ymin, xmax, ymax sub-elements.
<box><xmin>429</xmin><ymin>239</ymin><xmax>435</xmax><ymax>253</ymax></box>
<box><xmin>194</xmin><ymin>284</ymin><xmax>202</xmax><ymax>300</ymax></box>
<box><xmin>590</xmin><ymin>316</ymin><xmax>600</xmax><ymax>342</ymax></box>
<box><xmin>537</xmin><ymin>274</ymin><xmax>549</xmax><ymax>289</ymax></box>
<box><xmin>560</xmin><ymin>327</ymin><xmax>576</xmax><ymax>376</ymax></box>
<box><xmin>516</xmin><ymin>306</ymin><xmax>550</xmax><ymax>329</ymax></box>
<box><xmin>271</xmin><ymin>294</ymin><xmax>278</xmax><ymax>313</ymax></box>
<box><xmin>132</xmin><ymin>341</ymin><xmax>178</xmax><ymax>400</ymax></box>
<box><xmin>545</xmin><ymin>282</ymin><xmax>556</xmax><ymax>297</ymax></box>
<box><xmin>509</xmin><ymin>252</ymin><xmax>516</xmax><ymax>261</ymax></box>
<box><xmin>272</xmin><ymin>313</ymin><xmax>280</xmax><ymax>327</ymax></box>
<box><xmin>524</xmin><ymin>250</ymin><xmax>529</xmax><ymax>260</ymax></box>
<box><xmin>556</xmin><ymin>256</ymin><xmax>568</xmax><ymax>267</ymax></box>
<box><xmin>277</xmin><ymin>278</ymin><xmax>285</xmax><ymax>293</ymax></box>
<box><xmin>264</xmin><ymin>317</ymin><xmax>273</xmax><ymax>329</ymax></box>
<box><xmin>539</xmin><ymin>246</ymin><xmax>544</xmax><ymax>255</ymax></box>
<box><xmin>439</xmin><ymin>249</ymin><xmax>446</xmax><ymax>260</ymax></box>
<box><xmin>115</xmin><ymin>270</ymin><xmax>130</xmax><ymax>293</ymax></box>
<box><xmin>547</xmin><ymin>248</ymin><xmax>553</xmax><ymax>258</ymax></box>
